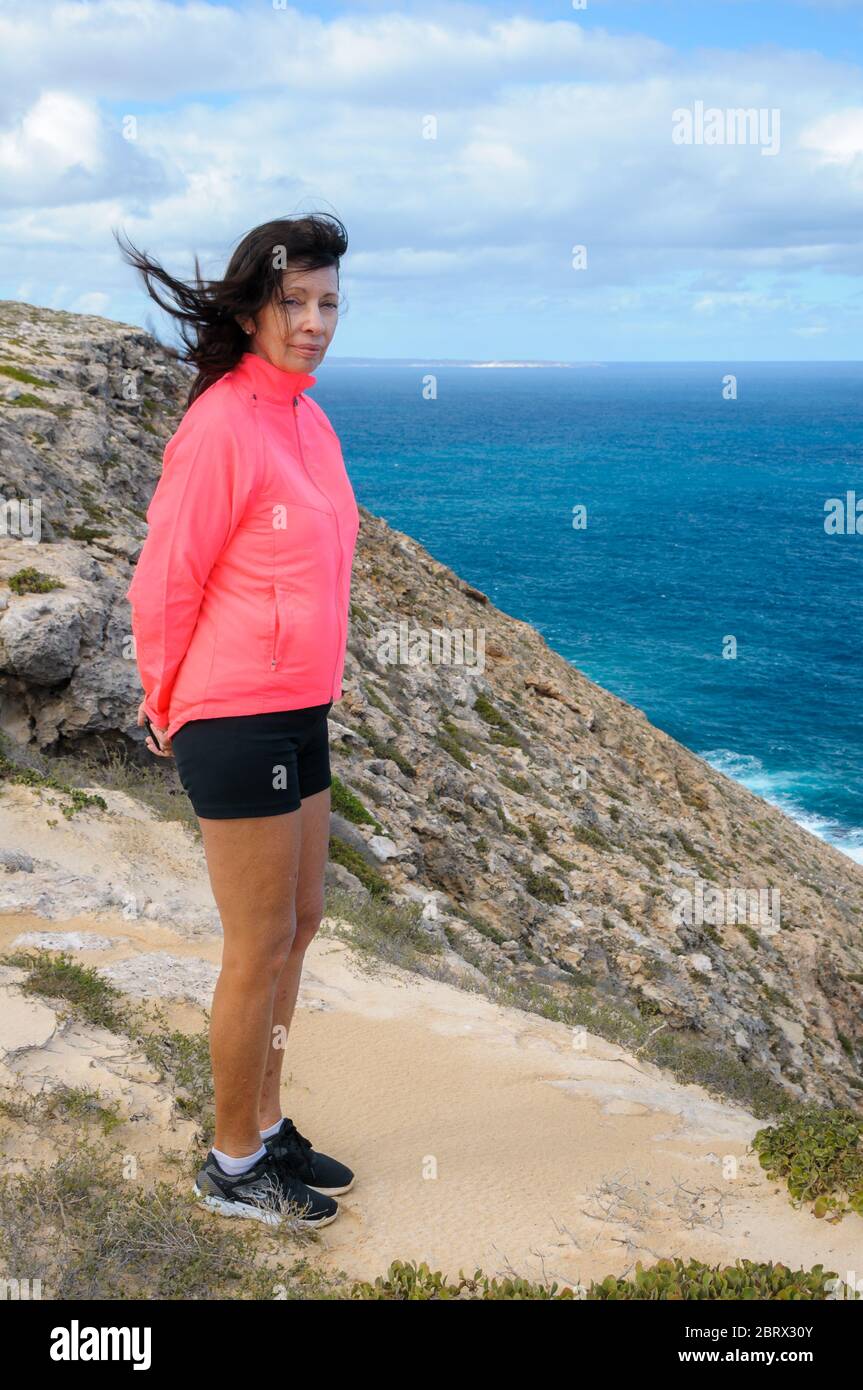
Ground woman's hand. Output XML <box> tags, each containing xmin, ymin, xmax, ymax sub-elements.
<box><xmin>137</xmin><ymin>700</ymin><xmax>173</xmax><ymax>758</ymax></box>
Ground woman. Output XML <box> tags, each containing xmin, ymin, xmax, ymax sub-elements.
<box><xmin>118</xmin><ymin>214</ymin><xmax>359</xmax><ymax>1229</ymax></box>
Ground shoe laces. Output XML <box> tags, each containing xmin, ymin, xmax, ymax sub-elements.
<box><xmin>269</xmin><ymin>1119</ymin><xmax>314</xmax><ymax>1178</ymax></box>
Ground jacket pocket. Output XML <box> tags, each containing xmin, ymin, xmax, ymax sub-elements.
<box><xmin>269</xmin><ymin>584</ymin><xmax>291</xmax><ymax>670</ymax></box>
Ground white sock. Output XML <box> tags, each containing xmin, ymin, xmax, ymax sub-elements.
<box><xmin>212</xmin><ymin>1143</ymin><xmax>267</xmax><ymax>1176</ymax></box>
<box><xmin>260</xmin><ymin>1117</ymin><xmax>284</xmax><ymax>1140</ymax></box>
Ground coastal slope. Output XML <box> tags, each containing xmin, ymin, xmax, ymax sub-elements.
<box><xmin>0</xmin><ymin>298</ymin><xmax>861</xmax><ymax>1119</ymax></box>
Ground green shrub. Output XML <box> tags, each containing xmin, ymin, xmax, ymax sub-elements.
<box><xmin>323</xmin><ymin>885</ymin><xmax>440</xmax><ymax>961</ymax></box>
<box><xmin>635</xmin><ymin>842</ymin><xmax>663</xmax><ymax>868</ymax></box>
<box><xmin>3</xmin><ymin>391</ymin><xmax>53</xmax><ymax>409</ymax></box>
<box><xmin>71</xmin><ymin>524</ymin><xmax>111</xmax><ymax>543</ymax></box>
<box><xmin>572</xmin><ymin>823</ymin><xmax>614</xmax><ymax>853</ymax></box>
<box><xmin>329</xmin><ymin>835</ymin><xmax>391</xmax><ymax>899</ymax></box>
<box><xmin>349</xmin><ymin>1255</ymin><xmax>849</xmax><ymax>1300</ymax></box>
<box><xmin>0</xmin><ymin>1141</ymin><xmax>321</xmax><ymax>1301</ymax></box>
<box><xmin>139</xmin><ymin>1025</ymin><xmax>214</xmax><ymax>1128</ymax></box>
<box><xmin>1</xmin><ymin>950</ymin><xmax>127</xmax><ymax>1032</ymax></box>
<box><xmin>0</xmin><ymin>756</ymin><xmax>107</xmax><ymax>818</ymax></box>
<box><xmin>521</xmin><ymin>869</ymin><xmax>565</xmax><ymax>905</ymax></box>
<box><xmin>0</xmin><ymin>363</ymin><xmax>53</xmax><ymax>386</ymax></box>
<box><xmin>527</xmin><ymin>817</ymin><xmax>549</xmax><ymax>850</ymax></box>
<box><xmin>8</xmin><ymin>566</ymin><xmax>65</xmax><ymax>595</ymax></box>
<box><xmin>330</xmin><ymin>774</ymin><xmax>381</xmax><ymax>830</ymax></box>
<box><xmin>350</xmin><ymin>1259</ymin><xmax>574</xmax><ymax>1300</ymax></box>
<box><xmin>751</xmin><ymin>1106</ymin><xmax>863</xmax><ymax>1221</ymax></box>
<box><xmin>499</xmin><ymin>771</ymin><xmax>530</xmax><ymax>794</ymax></box>
<box><xmin>588</xmin><ymin>1256</ymin><xmax>845</xmax><ymax>1301</ymax></box>
<box><xmin>436</xmin><ymin>727</ymin><xmax>471</xmax><ymax>768</ymax></box>
<box><xmin>355</xmin><ymin>722</ymin><xmax>416</xmax><ymax>779</ymax></box>
<box><xmin>473</xmin><ymin>694</ymin><xmax>520</xmax><ymax>746</ymax></box>
<box><xmin>676</xmin><ymin>831</ymin><xmax>717</xmax><ymax>881</ymax></box>
<box><xmin>0</xmin><ymin>1084</ymin><xmax>122</xmax><ymax>1136</ymax></box>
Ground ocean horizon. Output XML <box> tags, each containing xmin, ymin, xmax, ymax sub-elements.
<box><xmin>310</xmin><ymin>360</ymin><xmax>863</xmax><ymax>864</ymax></box>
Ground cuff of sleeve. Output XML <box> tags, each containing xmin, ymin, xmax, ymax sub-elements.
<box><xmin>143</xmin><ymin>701</ymin><xmax>169</xmax><ymax>728</ymax></box>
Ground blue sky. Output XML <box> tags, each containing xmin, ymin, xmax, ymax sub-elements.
<box><xmin>294</xmin><ymin>0</ymin><xmax>863</xmax><ymax>62</ymax></box>
<box><xmin>1</xmin><ymin>0</ymin><xmax>862</xmax><ymax>359</ymax></box>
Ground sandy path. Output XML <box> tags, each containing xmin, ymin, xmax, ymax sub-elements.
<box><xmin>0</xmin><ymin>782</ymin><xmax>860</xmax><ymax>1290</ymax></box>
<box><xmin>2</xmin><ymin>908</ymin><xmax>860</xmax><ymax>1291</ymax></box>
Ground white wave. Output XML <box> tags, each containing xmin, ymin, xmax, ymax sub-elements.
<box><xmin>700</xmin><ymin>748</ymin><xmax>863</xmax><ymax>865</ymax></box>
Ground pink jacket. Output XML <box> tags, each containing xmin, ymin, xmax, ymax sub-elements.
<box><xmin>126</xmin><ymin>351</ymin><xmax>360</xmax><ymax>741</ymax></box>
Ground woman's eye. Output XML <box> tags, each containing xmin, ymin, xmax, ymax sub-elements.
<box><xmin>282</xmin><ymin>298</ymin><xmax>339</xmax><ymax>310</ymax></box>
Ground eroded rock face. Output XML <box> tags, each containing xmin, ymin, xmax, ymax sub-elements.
<box><xmin>0</xmin><ymin>594</ymin><xmax>82</xmax><ymax>684</ymax></box>
<box><xmin>1</xmin><ymin>300</ymin><xmax>862</xmax><ymax>1111</ymax></box>
<box><xmin>0</xmin><ymin>300</ymin><xmax>188</xmax><ymax>753</ymax></box>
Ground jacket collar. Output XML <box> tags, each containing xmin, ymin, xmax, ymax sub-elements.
<box><xmin>231</xmin><ymin>350</ymin><xmax>316</xmax><ymax>403</ymax></box>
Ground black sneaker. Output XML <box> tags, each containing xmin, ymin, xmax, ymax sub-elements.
<box><xmin>192</xmin><ymin>1147</ymin><xmax>339</xmax><ymax>1228</ymax></box>
<box><xmin>264</xmin><ymin>1118</ymin><xmax>355</xmax><ymax>1196</ymax></box>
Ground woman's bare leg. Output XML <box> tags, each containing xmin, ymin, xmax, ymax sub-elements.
<box><xmin>198</xmin><ymin>809</ymin><xmax>302</xmax><ymax>1157</ymax></box>
<box><xmin>259</xmin><ymin>785</ymin><xmax>331</xmax><ymax>1130</ymax></box>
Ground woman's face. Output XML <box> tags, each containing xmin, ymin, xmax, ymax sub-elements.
<box><xmin>240</xmin><ymin>263</ymin><xmax>340</xmax><ymax>373</ymax></box>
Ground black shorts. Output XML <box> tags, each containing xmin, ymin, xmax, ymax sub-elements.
<box><xmin>171</xmin><ymin>702</ymin><xmax>334</xmax><ymax>819</ymax></box>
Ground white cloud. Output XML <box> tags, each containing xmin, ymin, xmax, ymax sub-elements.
<box><xmin>793</xmin><ymin>320</ymin><xmax>829</xmax><ymax>335</ymax></box>
<box><xmin>0</xmin><ymin>1</ymin><xmax>861</xmax><ymax>355</ymax></box>
<box><xmin>0</xmin><ymin>91</ymin><xmax>102</xmax><ymax>175</ymax></box>
<box><xmin>0</xmin><ymin>3</ymin><xmax>666</xmax><ymax>105</ymax></box>
<box><xmin>693</xmin><ymin>291</ymin><xmax>790</xmax><ymax>314</ymax></box>
<box><xmin>800</xmin><ymin>107</ymin><xmax>863</xmax><ymax>163</ymax></box>
<box><xmin>71</xmin><ymin>290</ymin><xmax>111</xmax><ymax>314</ymax></box>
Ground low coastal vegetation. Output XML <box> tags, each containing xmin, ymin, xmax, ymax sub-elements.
<box><xmin>1</xmin><ymin>807</ymin><xmax>861</xmax><ymax>1298</ymax></box>
<box><xmin>0</xmin><ymin>752</ymin><xmax>107</xmax><ymax>819</ymax></box>
<box><xmin>752</xmin><ymin>1107</ymin><xmax>863</xmax><ymax>1222</ymax></box>
<box><xmin>0</xmin><ymin>1136</ymin><xmax>852</xmax><ymax>1300</ymax></box>
<box><xmin>7</xmin><ymin>566</ymin><xmax>66</xmax><ymax>595</ymax></box>
<box><xmin>329</xmin><ymin>773</ymin><xmax>382</xmax><ymax>831</ymax></box>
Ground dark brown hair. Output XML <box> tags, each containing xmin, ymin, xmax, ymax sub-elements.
<box><xmin>114</xmin><ymin>214</ymin><xmax>348</xmax><ymax>406</ymax></box>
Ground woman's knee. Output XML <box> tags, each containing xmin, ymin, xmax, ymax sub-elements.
<box><xmin>221</xmin><ymin>925</ymin><xmax>296</xmax><ymax>981</ymax></box>
<box><xmin>293</xmin><ymin>903</ymin><xmax>323</xmax><ymax>952</ymax></box>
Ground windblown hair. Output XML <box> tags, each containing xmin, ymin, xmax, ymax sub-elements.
<box><xmin>114</xmin><ymin>214</ymin><xmax>348</xmax><ymax>407</ymax></box>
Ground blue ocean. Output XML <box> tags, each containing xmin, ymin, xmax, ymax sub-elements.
<box><xmin>314</xmin><ymin>362</ymin><xmax>863</xmax><ymax>864</ymax></box>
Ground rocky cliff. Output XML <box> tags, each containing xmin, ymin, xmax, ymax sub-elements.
<box><xmin>1</xmin><ymin>299</ymin><xmax>861</xmax><ymax>1113</ymax></box>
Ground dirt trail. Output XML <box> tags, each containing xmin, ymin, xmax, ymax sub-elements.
<box><xmin>0</xmin><ymin>783</ymin><xmax>859</xmax><ymax>1290</ymax></box>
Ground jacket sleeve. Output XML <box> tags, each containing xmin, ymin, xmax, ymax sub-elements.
<box><xmin>125</xmin><ymin>406</ymin><xmax>258</xmax><ymax>727</ymax></box>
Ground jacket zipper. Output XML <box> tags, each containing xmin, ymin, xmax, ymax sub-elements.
<box><xmin>251</xmin><ymin>392</ymin><xmax>282</xmax><ymax>672</ymax></box>
<box><xmin>293</xmin><ymin>394</ymin><xmax>344</xmax><ymax>696</ymax></box>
